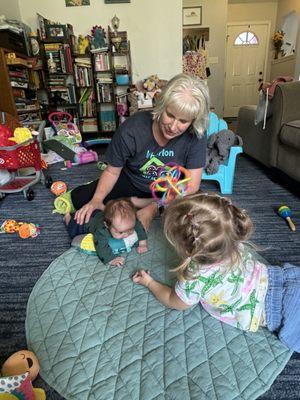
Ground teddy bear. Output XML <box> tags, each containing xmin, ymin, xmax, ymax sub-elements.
<box><xmin>205</xmin><ymin>129</ymin><xmax>243</xmax><ymax>175</ymax></box>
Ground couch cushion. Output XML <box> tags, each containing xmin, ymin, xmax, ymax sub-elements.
<box><xmin>280</xmin><ymin>120</ymin><xmax>300</xmax><ymax>150</ymax></box>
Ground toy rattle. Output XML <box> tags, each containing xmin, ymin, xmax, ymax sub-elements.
<box><xmin>150</xmin><ymin>162</ymin><xmax>191</xmax><ymax>205</ymax></box>
<box><xmin>278</xmin><ymin>205</ymin><xmax>296</xmax><ymax>232</ymax></box>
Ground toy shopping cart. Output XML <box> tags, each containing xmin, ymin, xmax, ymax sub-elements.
<box><xmin>0</xmin><ymin>120</ymin><xmax>52</xmax><ymax>201</ymax></box>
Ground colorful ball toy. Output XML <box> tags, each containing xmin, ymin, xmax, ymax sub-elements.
<box><xmin>150</xmin><ymin>163</ymin><xmax>191</xmax><ymax>205</ymax></box>
<box><xmin>51</xmin><ymin>181</ymin><xmax>67</xmax><ymax>197</ymax></box>
<box><xmin>278</xmin><ymin>205</ymin><xmax>296</xmax><ymax>232</ymax></box>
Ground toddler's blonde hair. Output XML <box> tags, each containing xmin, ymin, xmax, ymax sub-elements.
<box><xmin>163</xmin><ymin>192</ymin><xmax>254</xmax><ymax>280</ymax></box>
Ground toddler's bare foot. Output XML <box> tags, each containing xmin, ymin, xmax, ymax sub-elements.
<box><xmin>64</xmin><ymin>212</ymin><xmax>71</xmax><ymax>226</ymax></box>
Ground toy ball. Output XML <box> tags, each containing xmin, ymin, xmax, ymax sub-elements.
<box><xmin>51</xmin><ymin>180</ymin><xmax>67</xmax><ymax>196</ymax></box>
<box><xmin>1</xmin><ymin>350</ymin><xmax>40</xmax><ymax>381</ymax></box>
<box><xmin>1</xmin><ymin>219</ymin><xmax>20</xmax><ymax>234</ymax></box>
<box><xmin>18</xmin><ymin>223</ymin><xmax>40</xmax><ymax>239</ymax></box>
<box><xmin>150</xmin><ymin>162</ymin><xmax>191</xmax><ymax>205</ymax></box>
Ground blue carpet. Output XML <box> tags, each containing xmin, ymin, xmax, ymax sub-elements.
<box><xmin>0</xmin><ymin>152</ymin><xmax>299</xmax><ymax>399</ymax></box>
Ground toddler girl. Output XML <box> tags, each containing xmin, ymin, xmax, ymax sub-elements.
<box><xmin>133</xmin><ymin>192</ymin><xmax>300</xmax><ymax>352</ymax></box>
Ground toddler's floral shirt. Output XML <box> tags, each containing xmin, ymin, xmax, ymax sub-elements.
<box><xmin>175</xmin><ymin>245</ymin><xmax>268</xmax><ymax>332</ymax></box>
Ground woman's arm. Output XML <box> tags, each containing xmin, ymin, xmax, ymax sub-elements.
<box><xmin>187</xmin><ymin>168</ymin><xmax>203</xmax><ymax>194</ymax></box>
<box><xmin>75</xmin><ymin>165</ymin><xmax>122</xmax><ymax>225</ymax></box>
<box><xmin>132</xmin><ymin>270</ymin><xmax>190</xmax><ymax>310</ymax></box>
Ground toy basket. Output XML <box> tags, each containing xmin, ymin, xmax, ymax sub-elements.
<box><xmin>0</xmin><ymin>139</ymin><xmax>42</xmax><ymax>171</ymax></box>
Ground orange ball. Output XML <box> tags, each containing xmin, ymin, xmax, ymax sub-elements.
<box><xmin>51</xmin><ymin>180</ymin><xmax>67</xmax><ymax>196</ymax></box>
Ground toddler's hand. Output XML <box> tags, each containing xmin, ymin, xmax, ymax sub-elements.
<box><xmin>137</xmin><ymin>244</ymin><xmax>148</xmax><ymax>254</ymax></box>
<box><xmin>132</xmin><ymin>270</ymin><xmax>153</xmax><ymax>287</ymax></box>
<box><xmin>109</xmin><ymin>257</ymin><xmax>125</xmax><ymax>267</ymax></box>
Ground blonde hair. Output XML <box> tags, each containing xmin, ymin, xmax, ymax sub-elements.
<box><xmin>163</xmin><ymin>192</ymin><xmax>254</xmax><ymax>280</ymax></box>
<box><xmin>152</xmin><ymin>73</ymin><xmax>210</xmax><ymax>138</ymax></box>
<box><xmin>104</xmin><ymin>198</ymin><xmax>136</xmax><ymax>227</ymax></box>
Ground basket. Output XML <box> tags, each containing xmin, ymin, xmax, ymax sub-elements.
<box><xmin>0</xmin><ymin>139</ymin><xmax>42</xmax><ymax>171</ymax></box>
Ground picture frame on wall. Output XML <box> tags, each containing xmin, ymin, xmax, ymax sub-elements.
<box><xmin>65</xmin><ymin>0</ymin><xmax>90</xmax><ymax>6</ymax></box>
<box><xmin>104</xmin><ymin>0</ymin><xmax>130</xmax><ymax>3</ymax></box>
<box><xmin>183</xmin><ymin>7</ymin><xmax>202</xmax><ymax>26</ymax></box>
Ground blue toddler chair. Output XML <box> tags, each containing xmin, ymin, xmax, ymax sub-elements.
<box><xmin>202</xmin><ymin>112</ymin><xmax>243</xmax><ymax>194</ymax></box>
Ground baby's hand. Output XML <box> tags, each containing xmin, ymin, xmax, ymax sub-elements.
<box><xmin>109</xmin><ymin>257</ymin><xmax>125</xmax><ymax>267</ymax></box>
<box><xmin>137</xmin><ymin>243</ymin><xmax>148</xmax><ymax>254</ymax></box>
<box><xmin>132</xmin><ymin>270</ymin><xmax>153</xmax><ymax>287</ymax></box>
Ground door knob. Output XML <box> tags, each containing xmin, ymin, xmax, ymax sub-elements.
<box><xmin>258</xmin><ymin>78</ymin><xmax>263</xmax><ymax>82</ymax></box>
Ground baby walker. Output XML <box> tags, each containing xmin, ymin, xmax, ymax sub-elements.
<box><xmin>0</xmin><ymin>115</ymin><xmax>51</xmax><ymax>201</ymax></box>
<box><xmin>48</xmin><ymin>111</ymin><xmax>98</xmax><ymax>165</ymax></box>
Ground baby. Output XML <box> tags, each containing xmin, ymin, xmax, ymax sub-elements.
<box><xmin>65</xmin><ymin>198</ymin><xmax>148</xmax><ymax>266</ymax></box>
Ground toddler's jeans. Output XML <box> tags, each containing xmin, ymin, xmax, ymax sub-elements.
<box><xmin>265</xmin><ymin>263</ymin><xmax>300</xmax><ymax>353</ymax></box>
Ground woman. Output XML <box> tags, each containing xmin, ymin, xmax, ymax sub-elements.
<box><xmin>73</xmin><ymin>73</ymin><xmax>210</xmax><ymax>229</ymax></box>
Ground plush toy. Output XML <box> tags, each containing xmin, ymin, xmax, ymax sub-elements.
<box><xmin>78</xmin><ymin>34</ymin><xmax>90</xmax><ymax>55</ymax></box>
<box><xmin>89</xmin><ymin>25</ymin><xmax>106</xmax><ymax>50</ymax></box>
<box><xmin>143</xmin><ymin>74</ymin><xmax>160</xmax><ymax>92</ymax></box>
<box><xmin>18</xmin><ymin>223</ymin><xmax>40</xmax><ymax>239</ymax></box>
<box><xmin>0</xmin><ymin>350</ymin><xmax>46</xmax><ymax>399</ymax></box>
<box><xmin>9</xmin><ymin>127</ymin><xmax>32</xmax><ymax>144</ymax></box>
<box><xmin>205</xmin><ymin>129</ymin><xmax>243</xmax><ymax>175</ymax></box>
<box><xmin>1</xmin><ymin>350</ymin><xmax>40</xmax><ymax>381</ymax></box>
<box><xmin>0</xmin><ymin>220</ymin><xmax>40</xmax><ymax>238</ymax></box>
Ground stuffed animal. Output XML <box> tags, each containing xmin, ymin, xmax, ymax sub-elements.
<box><xmin>78</xmin><ymin>34</ymin><xmax>90</xmax><ymax>55</ymax></box>
<box><xmin>9</xmin><ymin>127</ymin><xmax>32</xmax><ymax>144</ymax></box>
<box><xmin>205</xmin><ymin>129</ymin><xmax>243</xmax><ymax>175</ymax></box>
<box><xmin>1</xmin><ymin>350</ymin><xmax>46</xmax><ymax>399</ymax></box>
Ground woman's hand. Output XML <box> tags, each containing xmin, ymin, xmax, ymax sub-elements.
<box><xmin>137</xmin><ymin>203</ymin><xmax>157</xmax><ymax>231</ymax></box>
<box><xmin>132</xmin><ymin>270</ymin><xmax>153</xmax><ymax>287</ymax></box>
<box><xmin>74</xmin><ymin>199</ymin><xmax>104</xmax><ymax>225</ymax></box>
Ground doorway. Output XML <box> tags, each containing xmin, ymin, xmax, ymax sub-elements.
<box><xmin>224</xmin><ymin>22</ymin><xmax>270</xmax><ymax>117</ymax></box>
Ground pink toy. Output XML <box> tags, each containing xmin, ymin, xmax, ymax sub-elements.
<box><xmin>74</xmin><ymin>150</ymin><xmax>98</xmax><ymax>164</ymax></box>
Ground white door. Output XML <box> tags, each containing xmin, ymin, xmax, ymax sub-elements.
<box><xmin>224</xmin><ymin>23</ymin><xmax>269</xmax><ymax>117</ymax></box>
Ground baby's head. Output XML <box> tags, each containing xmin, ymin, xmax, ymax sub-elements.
<box><xmin>104</xmin><ymin>199</ymin><xmax>136</xmax><ymax>239</ymax></box>
<box><xmin>163</xmin><ymin>192</ymin><xmax>253</xmax><ymax>277</ymax></box>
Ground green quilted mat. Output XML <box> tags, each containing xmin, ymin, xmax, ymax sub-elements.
<box><xmin>26</xmin><ymin>219</ymin><xmax>291</xmax><ymax>400</ymax></box>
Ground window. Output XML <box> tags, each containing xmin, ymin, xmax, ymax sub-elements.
<box><xmin>234</xmin><ymin>31</ymin><xmax>258</xmax><ymax>45</ymax></box>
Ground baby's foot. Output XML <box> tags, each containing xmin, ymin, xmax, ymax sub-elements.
<box><xmin>63</xmin><ymin>212</ymin><xmax>71</xmax><ymax>226</ymax></box>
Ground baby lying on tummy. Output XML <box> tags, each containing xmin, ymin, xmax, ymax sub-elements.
<box><xmin>65</xmin><ymin>198</ymin><xmax>148</xmax><ymax>266</ymax></box>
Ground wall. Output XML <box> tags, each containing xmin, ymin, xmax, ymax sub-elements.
<box><xmin>183</xmin><ymin>0</ymin><xmax>228</xmax><ymax>116</ymax></box>
<box><xmin>275</xmin><ymin>0</ymin><xmax>300</xmax><ymax>80</ymax></box>
<box><xmin>0</xmin><ymin>0</ymin><xmax>21</xmax><ymax>20</ymax></box>
<box><xmin>227</xmin><ymin>1</ymin><xmax>278</xmax><ymax>82</ymax></box>
<box><xmin>17</xmin><ymin>0</ymin><xmax>182</xmax><ymax>83</ymax></box>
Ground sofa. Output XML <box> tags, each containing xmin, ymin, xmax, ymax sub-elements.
<box><xmin>236</xmin><ymin>81</ymin><xmax>300</xmax><ymax>182</ymax></box>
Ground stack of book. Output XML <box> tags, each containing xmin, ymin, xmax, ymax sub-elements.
<box><xmin>74</xmin><ymin>57</ymin><xmax>93</xmax><ymax>87</ymax></box>
<box><xmin>44</xmin><ymin>43</ymin><xmax>73</xmax><ymax>74</ymax></box>
<box><xmin>94</xmin><ymin>52</ymin><xmax>110</xmax><ymax>72</ymax></box>
<box><xmin>78</xmin><ymin>88</ymin><xmax>96</xmax><ymax>118</ymax></box>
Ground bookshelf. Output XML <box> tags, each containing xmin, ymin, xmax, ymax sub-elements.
<box><xmin>40</xmin><ymin>39</ymin><xmax>77</xmax><ymax>116</ymax></box>
<box><xmin>73</xmin><ymin>55</ymin><xmax>97</xmax><ymax>136</ymax></box>
<box><xmin>0</xmin><ymin>48</ymin><xmax>44</xmax><ymax>124</ymax></box>
<box><xmin>85</xmin><ymin>27</ymin><xmax>132</xmax><ymax>145</ymax></box>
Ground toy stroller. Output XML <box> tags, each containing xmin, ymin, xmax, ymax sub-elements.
<box><xmin>0</xmin><ymin>115</ymin><xmax>52</xmax><ymax>201</ymax></box>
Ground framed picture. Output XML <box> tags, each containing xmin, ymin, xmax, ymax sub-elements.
<box><xmin>46</xmin><ymin>24</ymin><xmax>67</xmax><ymax>39</ymax></box>
<box><xmin>65</xmin><ymin>0</ymin><xmax>90</xmax><ymax>6</ymax></box>
<box><xmin>183</xmin><ymin>7</ymin><xmax>202</xmax><ymax>26</ymax></box>
<box><xmin>105</xmin><ymin>0</ymin><xmax>130</xmax><ymax>3</ymax></box>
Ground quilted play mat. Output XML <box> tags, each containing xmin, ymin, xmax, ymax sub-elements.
<box><xmin>26</xmin><ymin>220</ymin><xmax>292</xmax><ymax>400</ymax></box>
